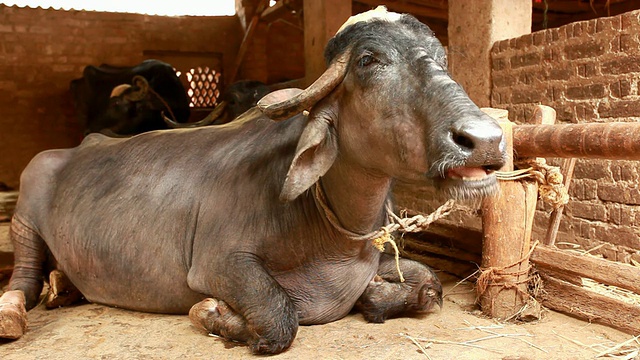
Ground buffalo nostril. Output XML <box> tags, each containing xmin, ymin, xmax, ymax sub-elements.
<box><xmin>452</xmin><ymin>131</ymin><xmax>475</xmax><ymax>151</ymax></box>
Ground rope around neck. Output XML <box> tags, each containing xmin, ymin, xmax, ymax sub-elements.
<box><xmin>313</xmin><ymin>183</ymin><xmax>456</xmax><ymax>282</ymax></box>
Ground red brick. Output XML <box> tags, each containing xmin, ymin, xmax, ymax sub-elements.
<box><xmin>565</xmin><ymin>39</ymin><xmax>607</xmax><ymax>59</ymax></box>
<box><xmin>596</xmin><ymin>16</ymin><xmax>622</xmax><ymax>33</ymax></box>
<box><xmin>598</xmin><ymin>182</ymin><xmax>640</xmax><ymax>205</ymax></box>
<box><xmin>594</xmin><ymin>223</ymin><xmax>640</xmax><ymax>249</ymax></box>
<box><xmin>621</xmin><ymin>11</ymin><xmax>640</xmax><ymax>31</ymax></box>
<box><xmin>620</xmin><ymin>33</ymin><xmax>640</xmax><ymax>53</ymax></box>
<box><xmin>510</xmin><ymin>52</ymin><xmax>541</xmax><ymax>69</ymax></box>
<box><xmin>607</xmin><ymin>203</ymin><xmax>637</xmax><ymax>226</ymax></box>
<box><xmin>565</xmin><ymin>83</ymin><xmax>607</xmax><ymax>100</ymax></box>
<box><xmin>598</xmin><ymin>100</ymin><xmax>640</xmax><ymax>118</ymax></box>
<box><xmin>602</xmin><ymin>56</ymin><xmax>640</xmax><ymax>75</ymax></box>
<box><xmin>610</xmin><ymin>79</ymin><xmax>632</xmax><ymax>98</ymax></box>
<box><xmin>610</xmin><ymin>161</ymin><xmax>640</xmax><ymax>182</ymax></box>
<box><xmin>568</xmin><ymin>200</ymin><xmax>607</xmax><ymax>222</ymax></box>
<box><xmin>573</xmin><ymin>159</ymin><xmax>612</xmax><ymax>181</ymax></box>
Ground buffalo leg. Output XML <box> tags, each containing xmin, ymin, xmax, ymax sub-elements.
<box><xmin>189</xmin><ymin>298</ymin><xmax>252</xmax><ymax>342</ymax></box>
<box><xmin>188</xmin><ymin>253</ymin><xmax>298</xmax><ymax>355</ymax></box>
<box><xmin>355</xmin><ymin>253</ymin><xmax>442</xmax><ymax>323</ymax></box>
<box><xmin>45</xmin><ymin>269</ymin><xmax>84</xmax><ymax>309</ymax></box>
<box><xmin>0</xmin><ymin>215</ymin><xmax>47</xmax><ymax>339</ymax></box>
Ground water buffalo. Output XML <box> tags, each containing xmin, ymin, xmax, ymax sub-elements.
<box><xmin>70</xmin><ymin>59</ymin><xmax>191</xmax><ymax>136</ymax></box>
<box><xmin>0</xmin><ymin>7</ymin><xmax>505</xmax><ymax>355</ymax></box>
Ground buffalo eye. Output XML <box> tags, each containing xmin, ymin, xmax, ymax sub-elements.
<box><xmin>358</xmin><ymin>54</ymin><xmax>376</xmax><ymax>67</ymax></box>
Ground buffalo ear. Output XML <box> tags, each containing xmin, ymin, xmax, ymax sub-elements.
<box><xmin>280</xmin><ymin>103</ymin><xmax>338</xmax><ymax>202</ymax></box>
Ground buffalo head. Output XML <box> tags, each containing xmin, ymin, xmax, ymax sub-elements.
<box><xmin>259</xmin><ymin>6</ymin><xmax>506</xmax><ymax>201</ymax></box>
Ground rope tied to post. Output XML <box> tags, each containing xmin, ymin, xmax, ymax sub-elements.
<box><xmin>495</xmin><ymin>158</ymin><xmax>569</xmax><ymax>209</ymax></box>
<box><xmin>313</xmin><ymin>183</ymin><xmax>456</xmax><ymax>282</ymax></box>
<box><xmin>476</xmin><ymin>240</ymin><xmax>541</xmax><ymax>314</ymax></box>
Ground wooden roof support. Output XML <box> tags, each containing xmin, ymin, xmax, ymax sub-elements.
<box><xmin>229</xmin><ymin>0</ymin><xmax>270</xmax><ymax>83</ymax></box>
<box><xmin>302</xmin><ymin>0</ymin><xmax>351</xmax><ymax>87</ymax></box>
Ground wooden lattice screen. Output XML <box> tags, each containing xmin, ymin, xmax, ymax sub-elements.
<box><xmin>143</xmin><ymin>50</ymin><xmax>224</xmax><ymax>111</ymax></box>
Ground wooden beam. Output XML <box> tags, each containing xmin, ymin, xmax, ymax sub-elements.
<box><xmin>260</xmin><ymin>0</ymin><xmax>302</xmax><ymax>23</ymax></box>
<box><xmin>303</xmin><ymin>0</ymin><xmax>351</xmax><ymax>87</ymax></box>
<box><xmin>0</xmin><ymin>192</ymin><xmax>17</xmax><ymax>222</ymax></box>
<box><xmin>229</xmin><ymin>0</ymin><xmax>270</xmax><ymax>83</ymax></box>
<box><xmin>354</xmin><ymin>0</ymin><xmax>449</xmax><ymax>20</ymax></box>
<box><xmin>531</xmin><ymin>245</ymin><xmax>640</xmax><ymax>295</ymax></box>
<box><xmin>513</xmin><ymin>122</ymin><xmax>640</xmax><ymax>160</ymax></box>
<box><xmin>539</xmin><ymin>272</ymin><xmax>640</xmax><ymax>335</ymax></box>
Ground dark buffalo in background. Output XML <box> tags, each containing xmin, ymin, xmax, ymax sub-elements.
<box><xmin>163</xmin><ymin>79</ymin><xmax>272</xmax><ymax>128</ymax></box>
<box><xmin>70</xmin><ymin>59</ymin><xmax>191</xmax><ymax>136</ymax></box>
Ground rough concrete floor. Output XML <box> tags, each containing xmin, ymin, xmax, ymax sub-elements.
<box><xmin>0</xmin><ymin>223</ymin><xmax>636</xmax><ymax>360</ymax></box>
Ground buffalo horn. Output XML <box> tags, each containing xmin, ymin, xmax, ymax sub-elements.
<box><xmin>125</xmin><ymin>75</ymin><xmax>150</xmax><ymax>102</ymax></box>
<box><xmin>163</xmin><ymin>101</ymin><xmax>228</xmax><ymax>128</ymax></box>
<box><xmin>110</xmin><ymin>84</ymin><xmax>131</xmax><ymax>98</ymax></box>
<box><xmin>257</xmin><ymin>49</ymin><xmax>351</xmax><ymax>121</ymax></box>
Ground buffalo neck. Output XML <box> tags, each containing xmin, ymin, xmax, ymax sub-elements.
<box><xmin>319</xmin><ymin>158</ymin><xmax>392</xmax><ymax>236</ymax></box>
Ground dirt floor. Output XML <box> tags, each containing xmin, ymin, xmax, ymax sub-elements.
<box><xmin>1</xmin><ymin>223</ymin><xmax>638</xmax><ymax>360</ymax></box>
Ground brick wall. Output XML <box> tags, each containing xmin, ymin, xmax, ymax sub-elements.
<box><xmin>0</xmin><ymin>5</ymin><xmax>305</xmax><ymax>189</ymax></box>
<box><xmin>0</xmin><ymin>5</ymin><xmax>241</xmax><ymax>189</ymax></box>
<box><xmin>491</xmin><ymin>10</ymin><xmax>640</xmax><ymax>263</ymax></box>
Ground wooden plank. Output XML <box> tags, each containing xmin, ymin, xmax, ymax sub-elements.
<box><xmin>0</xmin><ymin>192</ymin><xmax>18</xmax><ymax>221</ymax></box>
<box><xmin>531</xmin><ymin>245</ymin><xmax>640</xmax><ymax>295</ymax></box>
<box><xmin>403</xmin><ymin>237</ymin><xmax>481</xmax><ymax>264</ymax></box>
<box><xmin>539</xmin><ymin>272</ymin><xmax>640</xmax><ymax>335</ymax></box>
<box><xmin>513</xmin><ymin>122</ymin><xmax>640</xmax><ymax>160</ymax></box>
<box><xmin>401</xmin><ymin>251</ymin><xmax>479</xmax><ymax>279</ymax></box>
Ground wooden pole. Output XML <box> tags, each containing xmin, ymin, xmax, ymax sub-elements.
<box><xmin>303</xmin><ymin>0</ymin><xmax>351</xmax><ymax>87</ymax></box>
<box><xmin>513</xmin><ymin>122</ymin><xmax>640</xmax><ymax>160</ymax></box>
<box><xmin>543</xmin><ymin>157</ymin><xmax>576</xmax><ymax>246</ymax></box>
<box><xmin>479</xmin><ymin>115</ymin><xmax>537</xmax><ymax>320</ymax></box>
<box><xmin>228</xmin><ymin>0</ymin><xmax>270</xmax><ymax>83</ymax></box>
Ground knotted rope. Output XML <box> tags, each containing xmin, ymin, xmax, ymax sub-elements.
<box><xmin>496</xmin><ymin>158</ymin><xmax>569</xmax><ymax>209</ymax></box>
<box><xmin>313</xmin><ymin>183</ymin><xmax>456</xmax><ymax>282</ymax></box>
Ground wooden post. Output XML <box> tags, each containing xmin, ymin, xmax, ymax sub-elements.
<box><xmin>478</xmin><ymin>105</ymin><xmax>557</xmax><ymax>320</ymax></box>
<box><xmin>229</xmin><ymin>0</ymin><xmax>270</xmax><ymax>83</ymax></box>
<box><xmin>479</xmin><ymin>110</ymin><xmax>535</xmax><ymax>320</ymax></box>
<box><xmin>303</xmin><ymin>0</ymin><xmax>351</xmax><ymax>87</ymax></box>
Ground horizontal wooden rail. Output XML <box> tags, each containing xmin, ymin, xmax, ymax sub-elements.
<box><xmin>513</xmin><ymin>122</ymin><xmax>640</xmax><ymax>160</ymax></box>
<box><xmin>531</xmin><ymin>245</ymin><xmax>640</xmax><ymax>295</ymax></box>
<box><xmin>539</xmin><ymin>272</ymin><xmax>640</xmax><ymax>335</ymax></box>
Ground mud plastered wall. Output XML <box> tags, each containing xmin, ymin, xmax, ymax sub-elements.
<box><xmin>492</xmin><ymin>10</ymin><xmax>640</xmax><ymax>263</ymax></box>
<box><xmin>395</xmin><ymin>10</ymin><xmax>640</xmax><ymax>265</ymax></box>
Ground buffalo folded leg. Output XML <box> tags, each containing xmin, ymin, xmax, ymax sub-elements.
<box><xmin>355</xmin><ymin>253</ymin><xmax>442</xmax><ymax>323</ymax></box>
<box><xmin>45</xmin><ymin>269</ymin><xmax>84</xmax><ymax>309</ymax></box>
<box><xmin>0</xmin><ymin>290</ymin><xmax>28</xmax><ymax>339</ymax></box>
<box><xmin>0</xmin><ymin>215</ymin><xmax>47</xmax><ymax>339</ymax></box>
<box><xmin>190</xmin><ymin>298</ymin><xmax>252</xmax><ymax>342</ymax></box>
<box><xmin>188</xmin><ymin>253</ymin><xmax>298</xmax><ymax>355</ymax></box>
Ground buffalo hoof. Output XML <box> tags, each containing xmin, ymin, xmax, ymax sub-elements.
<box><xmin>0</xmin><ymin>290</ymin><xmax>28</xmax><ymax>339</ymax></box>
<box><xmin>45</xmin><ymin>269</ymin><xmax>84</xmax><ymax>309</ymax></box>
<box><xmin>189</xmin><ymin>298</ymin><xmax>251</xmax><ymax>343</ymax></box>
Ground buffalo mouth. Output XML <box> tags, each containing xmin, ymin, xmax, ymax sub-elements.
<box><xmin>436</xmin><ymin>166</ymin><xmax>499</xmax><ymax>199</ymax></box>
